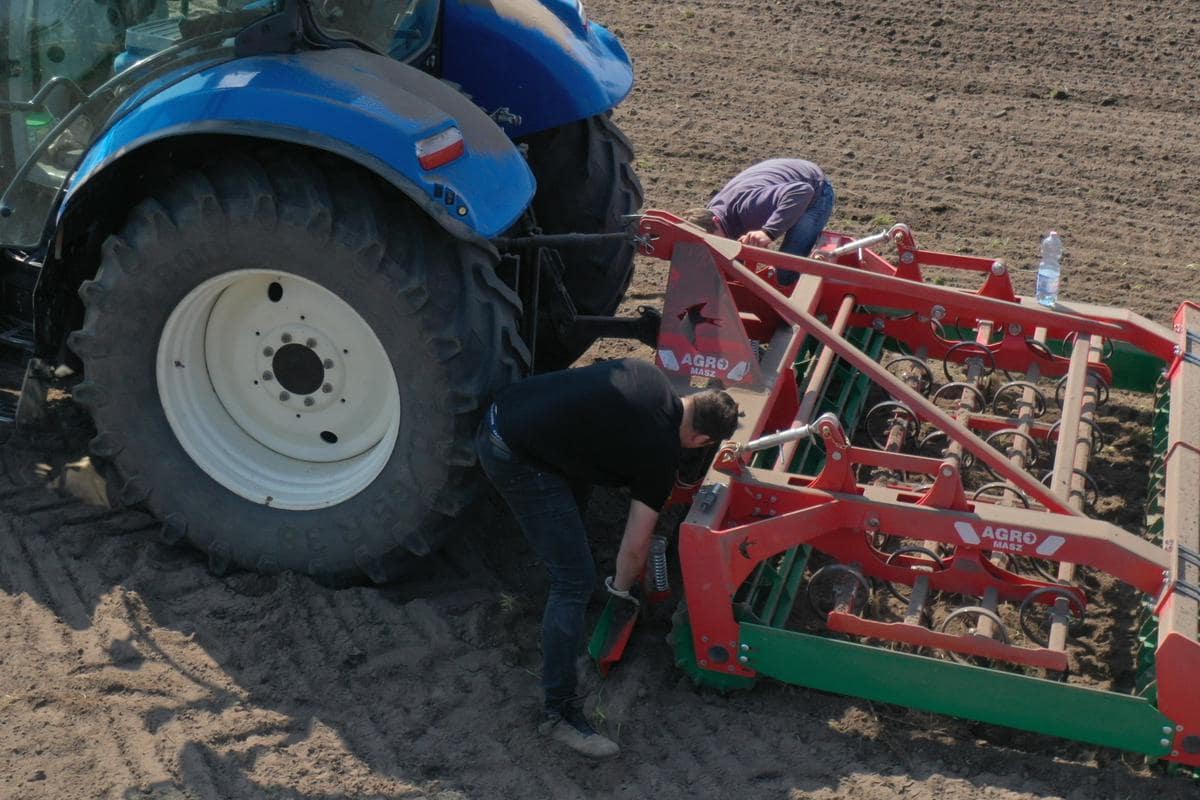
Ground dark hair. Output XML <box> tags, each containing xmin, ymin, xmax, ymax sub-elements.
<box><xmin>683</xmin><ymin>207</ymin><xmax>719</xmax><ymax>233</ymax></box>
<box><xmin>691</xmin><ymin>389</ymin><xmax>739</xmax><ymax>442</ymax></box>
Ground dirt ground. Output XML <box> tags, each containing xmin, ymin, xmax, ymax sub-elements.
<box><xmin>3</xmin><ymin>1</ymin><xmax>1200</xmax><ymax>798</ymax></box>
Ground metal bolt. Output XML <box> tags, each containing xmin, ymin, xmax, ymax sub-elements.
<box><xmin>281</xmin><ymin>333</ymin><xmax>292</xmax><ymax>343</ymax></box>
<box><xmin>1164</xmin><ymin>726</ymin><xmax>1175</xmax><ymax>735</ymax></box>
<box><xmin>755</xmin><ymin>493</ymin><xmax>762</xmax><ymax>500</ymax></box>
<box><xmin>262</xmin><ymin>371</ymin><xmax>273</xmax><ymax>381</ymax></box>
<box><xmin>322</xmin><ymin>383</ymin><xmax>333</xmax><ymax>393</ymax></box>
<box><xmin>1161</xmin><ymin>738</ymin><xmax>1171</xmax><ymax>747</ymax></box>
<box><xmin>1179</xmin><ymin>725</ymin><xmax>1186</xmax><ymax>732</ymax></box>
<box><xmin>699</xmin><ymin>659</ymin><xmax>708</xmax><ymax>667</ymax></box>
<box><xmin>726</xmin><ymin>665</ymin><xmax>735</xmax><ymax>672</ymax></box>
<box><xmin>942</xmin><ymin>466</ymin><xmax>954</xmax><ymax>478</ymax></box>
<box><xmin>866</xmin><ymin>517</ymin><xmax>880</xmax><ymax>529</ymax></box>
<box><xmin>931</xmin><ymin>304</ymin><xmax>946</xmax><ymax>321</ymax></box>
<box><xmin>1174</xmin><ymin>345</ymin><xmax>1182</xmax><ymax>356</ymax></box>
<box><xmin>738</xmin><ymin>655</ymin><xmax>748</xmax><ymax>664</ymax></box>
<box><xmin>263</xmin><ymin>346</ymin><xmax>274</xmax><ymax>357</ymax></box>
<box><xmin>991</xmin><ymin>260</ymin><xmax>1006</xmax><ymax>276</ymax></box>
<box><xmin>304</xmin><ymin>397</ymin><xmax>315</xmax><ymax>407</ymax></box>
<box><xmin>900</xmin><ymin>251</ymin><xmax>915</xmax><ymax>264</ymax></box>
<box><xmin>769</xmin><ymin>496</ymin><xmax>777</xmax><ymax>503</ymax></box>
<box><xmin>872</xmin><ymin>317</ymin><xmax>885</xmax><ymax>331</ymax></box>
<box><xmin>701</xmin><ymin>635</ymin><xmax>709</xmax><ymax>643</ymax></box>
<box><xmin>740</xmin><ymin>643</ymin><xmax>750</xmax><ymax>652</ymax></box>
<box><xmin>457</xmin><ymin>206</ymin><xmax>468</xmax><ymax>216</ymax></box>
<box><xmin>279</xmin><ymin>391</ymin><xmax>290</xmax><ymax>401</ymax></box>
<box><xmin>753</xmin><ymin>507</ymin><xmax>761</xmax><ymax>515</ymax></box>
<box><xmin>1008</xmin><ymin>322</ymin><xmax>1022</xmax><ymax>336</ymax></box>
<box><xmin>323</xmin><ymin>359</ymin><xmax>334</xmax><ymax>369</ymax></box>
<box><xmin>1172</xmin><ymin>750</ymin><xmax>1180</xmax><ymax>757</ymax></box>
<box><xmin>831</xmin><ymin>451</ymin><xmax>843</xmax><ymax>461</ymax></box>
<box><xmin>306</xmin><ymin>338</ymin><xmax>317</xmax><ymax>348</ymax></box>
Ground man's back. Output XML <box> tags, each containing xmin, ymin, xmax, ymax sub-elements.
<box><xmin>494</xmin><ymin>359</ymin><xmax>682</xmax><ymax>510</ymax></box>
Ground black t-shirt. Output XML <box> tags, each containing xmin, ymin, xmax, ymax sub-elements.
<box><xmin>494</xmin><ymin>359</ymin><xmax>683</xmax><ymax>510</ymax></box>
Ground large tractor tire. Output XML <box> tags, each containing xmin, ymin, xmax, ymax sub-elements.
<box><xmin>68</xmin><ymin>150</ymin><xmax>527</xmax><ymax>582</ymax></box>
<box><xmin>520</xmin><ymin>113</ymin><xmax>644</xmax><ymax>369</ymax></box>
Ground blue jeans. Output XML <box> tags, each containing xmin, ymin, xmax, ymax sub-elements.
<box><xmin>475</xmin><ymin>416</ymin><xmax>593</xmax><ymax>712</ymax></box>
<box><xmin>777</xmin><ymin>179</ymin><xmax>836</xmax><ymax>286</ymax></box>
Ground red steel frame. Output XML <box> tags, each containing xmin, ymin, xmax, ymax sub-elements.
<box><xmin>636</xmin><ymin>211</ymin><xmax>1200</xmax><ymax>766</ymax></box>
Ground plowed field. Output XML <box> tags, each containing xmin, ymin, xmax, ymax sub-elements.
<box><xmin>3</xmin><ymin>1</ymin><xmax>1200</xmax><ymax>798</ymax></box>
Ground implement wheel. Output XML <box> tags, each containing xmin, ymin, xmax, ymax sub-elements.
<box><xmin>69</xmin><ymin>150</ymin><xmax>526</xmax><ymax>581</ymax></box>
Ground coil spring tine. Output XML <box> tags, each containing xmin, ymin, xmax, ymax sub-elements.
<box><xmin>991</xmin><ymin>380</ymin><xmax>1049</xmax><ymax>419</ymax></box>
<box><xmin>806</xmin><ymin>564</ymin><xmax>872</xmax><ymax>619</ymax></box>
<box><xmin>1055</xmin><ymin>369</ymin><xmax>1111</xmax><ymax>409</ymax></box>
<box><xmin>1019</xmin><ymin>586</ymin><xmax>1085</xmax><ymax>648</ymax></box>
<box><xmin>982</xmin><ymin>428</ymin><xmax>1043</xmax><ymax>475</ymax></box>
<box><xmin>884</xmin><ymin>356</ymin><xmax>934</xmax><ymax>397</ymax></box>
<box><xmin>942</xmin><ymin>341</ymin><xmax>1011</xmax><ymax>384</ymax></box>
<box><xmin>971</xmin><ymin>482</ymin><xmax>1032</xmax><ymax>508</ymax></box>
<box><xmin>864</xmin><ymin>400</ymin><xmax>919</xmax><ymax>450</ymax></box>
<box><xmin>930</xmin><ymin>381</ymin><xmax>989</xmax><ymax>411</ymax></box>
<box><xmin>882</xmin><ymin>545</ymin><xmax>945</xmax><ymax>604</ymax></box>
<box><xmin>939</xmin><ymin>604</ymin><xmax>1010</xmax><ymax>664</ymax></box>
<box><xmin>1041</xmin><ymin>467</ymin><xmax>1100</xmax><ymax>509</ymax></box>
<box><xmin>1063</xmin><ymin>331</ymin><xmax>1115</xmax><ymax>362</ymax></box>
<box><xmin>917</xmin><ymin>429</ymin><xmax>976</xmax><ymax>469</ymax></box>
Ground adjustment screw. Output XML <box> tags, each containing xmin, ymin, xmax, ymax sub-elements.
<box><xmin>322</xmin><ymin>383</ymin><xmax>333</xmax><ymax>393</ymax></box>
<box><xmin>306</xmin><ymin>338</ymin><xmax>317</xmax><ymax>348</ymax></box>
<box><xmin>304</xmin><ymin>397</ymin><xmax>315</xmax><ymax>407</ymax></box>
<box><xmin>279</xmin><ymin>392</ymin><xmax>290</xmax><ymax>401</ymax></box>
<box><xmin>263</xmin><ymin>346</ymin><xmax>274</xmax><ymax>357</ymax></box>
<box><xmin>323</xmin><ymin>359</ymin><xmax>334</xmax><ymax>369</ymax></box>
<box><xmin>281</xmin><ymin>333</ymin><xmax>292</xmax><ymax>344</ymax></box>
<box><xmin>262</xmin><ymin>371</ymin><xmax>273</xmax><ymax>382</ymax></box>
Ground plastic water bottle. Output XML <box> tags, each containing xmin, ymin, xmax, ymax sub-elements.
<box><xmin>1035</xmin><ymin>231</ymin><xmax>1063</xmax><ymax>307</ymax></box>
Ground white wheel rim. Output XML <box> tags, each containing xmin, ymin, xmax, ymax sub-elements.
<box><xmin>157</xmin><ymin>269</ymin><xmax>401</xmax><ymax>511</ymax></box>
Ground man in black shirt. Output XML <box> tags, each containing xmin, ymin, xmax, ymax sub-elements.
<box><xmin>476</xmin><ymin>358</ymin><xmax>738</xmax><ymax>759</ymax></box>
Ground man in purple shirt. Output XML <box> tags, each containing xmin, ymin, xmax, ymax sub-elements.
<box><xmin>685</xmin><ymin>158</ymin><xmax>836</xmax><ymax>285</ymax></box>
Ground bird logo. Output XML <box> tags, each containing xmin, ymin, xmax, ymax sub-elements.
<box><xmin>677</xmin><ymin>302</ymin><xmax>721</xmax><ymax>346</ymax></box>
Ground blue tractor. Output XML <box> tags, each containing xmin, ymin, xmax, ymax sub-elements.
<box><xmin>0</xmin><ymin>0</ymin><xmax>647</xmax><ymax>580</ymax></box>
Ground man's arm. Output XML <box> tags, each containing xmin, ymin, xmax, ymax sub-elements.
<box><xmin>612</xmin><ymin>499</ymin><xmax>660</xmax><ymax>591</ymax></box>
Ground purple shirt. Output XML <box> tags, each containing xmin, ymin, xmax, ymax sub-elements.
<box><xmin>707</xmin><ymin>159</ymin><xmax>826</xmax><ymax>240</ymax></box>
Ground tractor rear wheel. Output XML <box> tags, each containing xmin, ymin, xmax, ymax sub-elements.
<box><xmin>520</xmin><ymin>113</ymin><xmax>644</xmax><ymax>369</ymax></box>
<box><xmin>68</xmin><ymin>150</ymin><xmax>526</xmax><ymax>581</ymax></box>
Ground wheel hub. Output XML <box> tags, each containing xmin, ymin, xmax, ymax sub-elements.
<box><xmin>157</xmin><ymin>269</ymin><xmax>401</xmax><ymax>510</ymax></box>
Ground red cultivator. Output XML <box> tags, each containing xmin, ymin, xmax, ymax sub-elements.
<box><xmin>601</xmin><ymin>211</ymin><xmax>1200</xmax><ymax>767</ymax></box>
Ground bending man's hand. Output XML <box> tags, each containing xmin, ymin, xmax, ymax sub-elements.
<box><xmin>737</xmin><ymin>230</ymin><xmax>773</xmax><ymax>247</ymax></box>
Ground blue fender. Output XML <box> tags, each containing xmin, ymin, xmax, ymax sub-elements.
<box><xmin>441</xmin><ymin>0</ymin><xmax>634</xmax><ymax>138</ymax></box>
<box><xmin>64</xmin><ymin>47</ymin><xmax>535</xmax><ymax>240</ymax></box>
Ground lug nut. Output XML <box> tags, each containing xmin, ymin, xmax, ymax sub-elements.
<box><xmin>304</xmin><ymin>397</ymin><xmax>315</xmax><ymax>407</ymax></box>
<box><xmin>262</xmin><ymin>371</ymin><xmax>273</xmax><ymax>382</ymax></box>
<box><xmin>322</xmin><ymin>383</ymin><xmax>333</xmax><ymax>393</ymax></box>
<box><xmin>306</xmin><ymin>338</ymin><xmax>317</xmax><ymax>348</ymax></box>
<box><xmin>263</xmin><ymin>346</ymin><xmax>274</xmax><ymax>357</ymax></box>
<box><xmin>279</xmin><ymin>391</ymin><xmax>290</xmax><ymax>401</ymax></box>
<box><xmin>281</xmin><ymin>333</ymin><xmax>292</xmax><ymax>344</ymax></box>
<box><xmin>323</xmin><ymin>359</ymin><xmax>334</xmax><ymax>369</ymax></box>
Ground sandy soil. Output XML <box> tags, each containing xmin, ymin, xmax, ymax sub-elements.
<box><xmin>3</xmin><ymin>1</ymin><xmax>1200</xmax><ymax>798</ymax></box>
